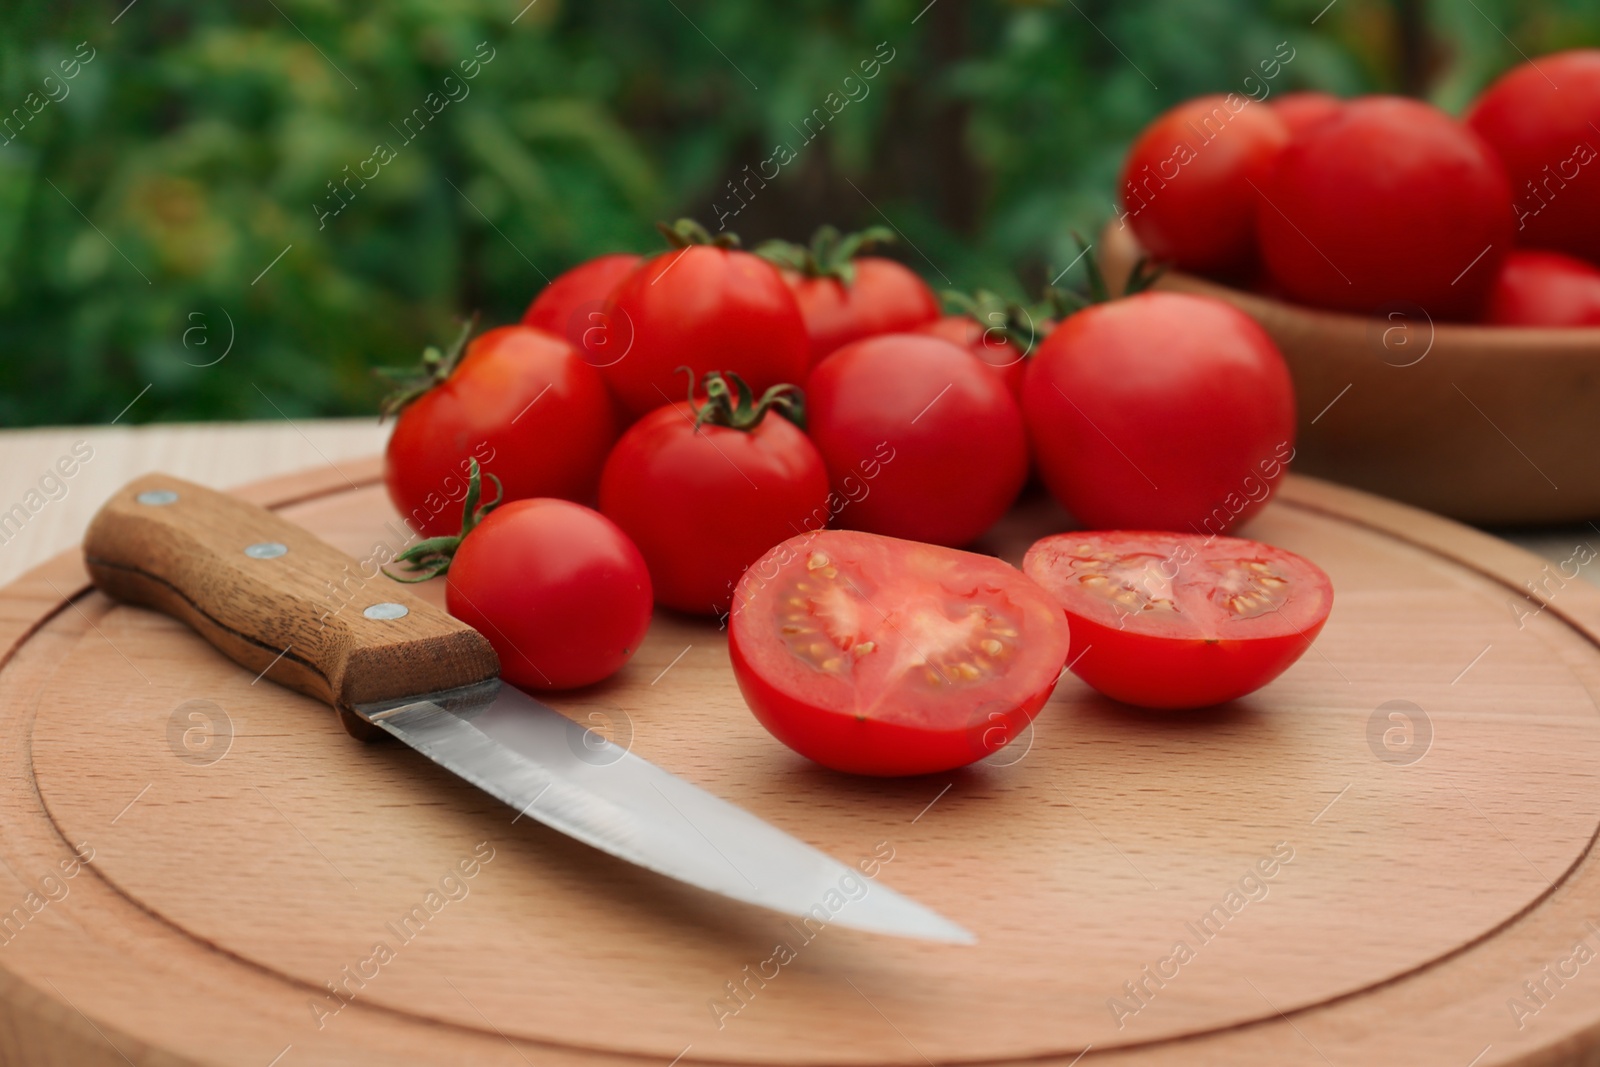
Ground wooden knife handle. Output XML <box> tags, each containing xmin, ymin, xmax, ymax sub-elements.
<box><xmin>83</xmin><ymin>474</ymin><xmax>499</xmax><ymax>736</ymax></box>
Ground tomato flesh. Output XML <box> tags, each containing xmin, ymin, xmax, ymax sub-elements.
<box><xmin>730</xmin><ymin>530</ymin><xmax>1071</xmax><ymax>776</ymax></box>
<box><xmin>1023</xmin><ymin>531</ymin><xmax>1332</xmax><ymax>710</ymax></box>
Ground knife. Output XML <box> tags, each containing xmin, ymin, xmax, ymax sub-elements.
<box><xmin>82</xmin><ymin>474</ymin><xmax>972</xmax><ymax>943</ymax></box>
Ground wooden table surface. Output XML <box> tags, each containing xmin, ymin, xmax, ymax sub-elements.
<box><xmin>0</xmin><ymin>418</ymin><xmax>1595</xmax><ymax>590</ymax></box>
<box><xmin>0</xmin><ymin>420</ymin><xmax>387</xmax><ymax>587</ymax></box>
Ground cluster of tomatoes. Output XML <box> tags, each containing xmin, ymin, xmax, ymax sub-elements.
<box><xmin>381</xmin><ymin>212</ymin><xmax>1334</xmax><ymax>776</ymax></box>
<box><xmin>1120</xmin><ymin>49</ymin><xmax>1600</xmax><ymax>326</ymax></box>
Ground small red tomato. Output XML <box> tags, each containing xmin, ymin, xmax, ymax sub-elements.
<box><xmin>1119</xmin><ymin>94</ymin><xmax>1290</xmax><ymax>276</ymax></box>
<box><xmin>760</xmin><ymin>227</ymin><xmax>940</xmax><ymax>365</ymax></box>
<box><xmin>384</xmin><ymin>325</ymin><xmax>618</xmax><ymax>538</ymax></box>
<box><xmin>1257</xmin><ymin>96</ymin><xmax>1514</xmax><ymax>319</ymax></box>
<box><xmin>1484</xmin><ymin>250</ymin><xmax>1600</xmax><ymax>327</ymax></box>
<box><xmin>784</xmin><ymin>259</ymin><xmax>940</xmax><ymax>367</ymax></box>
<box><xmin>914</xmin><ymin>314</ymin><xmax>1031</xmax><ymax>398</ymax></box>
<box><xmin>521</xmin><ymin>253</ymin><xmax>642</xmax><ymax>350</ymax></box>
<box><xmin>730</xmin><ymin>529</ymin><xmax>1072</xmax><ymax>776</ymax></box>
<box><xmin>446</xmin><ymin>498</ymin><xmax>653</xmax><ymax>691</ymax></box>
<box><xmin>1467</xmin><ymin>50</ymin><xmax>1600</xmax><ymax>263</ymax></box>
<box><xmin>1268</xmin><ymin>91</ymin><xmax>1343</xmax><ymax>138</ymax></box>
<box><xmin>599</xmin><ymin>375</ymin><xmax>830</xmax><ymax>615</ymax></box>
<box><xmin>1022</xmin><ymin>292</ymin><xmax>1296</xmax><ymax>534</ymax></box>
<box><xmin>595</xmin><ymin>220</ymin><xmax>808</xmax><ymax>420</ymax></box>
<box><xmin>785</xmin><ymin>258</ymin><xmax>940</xmax><ymax>366</ymax></box>
<box><xmin>807</xmin><ymin>334</ymin><xmax>1028</xmax><ymax>547</ymax></box>
<box><xmin>1024</xmin><ymin>531</ymin><xmax>1333</xmax><ymax>709</ymax></box>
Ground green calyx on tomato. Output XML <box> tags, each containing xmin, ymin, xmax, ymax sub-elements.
<box><xmin>683</xmin><ymin>368</ymin><xmax>805</xmax><ymax>432</ymax></box>
<box><xmin>384</xmin><ymin>458</ymin><xmax>503</xmax><ymax>583</ymax></box>
<box><xmin>939</xmin><ymin>289</ymin><xmax>1045</xmax><ymax>357</ymax></box>
<box><xmin>656</xmin><ymin>217</ymin><xmax>742</xmax><ymax>250</ymax></box>
<box><xmin>931</xmin><ymin>235</ymin><xmax>1167</xmax><ymax>360</ymax></box>
<box><xmin>754</xmin><ymin>224</ymin><xmax>896</xmax><ymax>287</ymax></box>
<box><xmin>1043</xmin><ymin>233</ymin><xmax>1164</xmax><ymax>319</ymax></box>
<box><xmin>374</xmin><ymin>314</ymin><xmax>479</xmax><ymax>421</ymax></box>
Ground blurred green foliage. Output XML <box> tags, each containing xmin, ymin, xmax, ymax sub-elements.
<box><xmin>0</xmin><ymin>0</ymin><xmax>1594</xmax><ymax>426</ymax></box>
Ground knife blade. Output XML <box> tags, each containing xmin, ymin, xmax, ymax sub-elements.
<box><xmin>82</xmin><ymin>474</ymin><xmax>972</xmax><ymax>944</ymax></box>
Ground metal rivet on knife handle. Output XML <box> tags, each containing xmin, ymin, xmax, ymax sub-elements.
<box><xmin>244</xmin><ymin>542</ymin><xmax>288</xmax><ymax>559</ymax></box>
<box><xmin>135</xmin><ymin>489</ymin><xmax>178</xmax><ymax>506</ymax></box>
<box><xmin>363</xmin><ymin>602</ymin><xmax>409</xmax><ymax>620</ymax></box>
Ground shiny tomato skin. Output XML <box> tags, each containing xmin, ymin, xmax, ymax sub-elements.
<box><xmin>1024</xmin><ymin>531</ymin><xmax>1332</xmax><ymax>709</ymax></box>
<box><xmin>1268</xmin><ymin>91</ymin><xmax>1343</xmax><ymax>138</ymax></box>
<box><xmin>1257</xmin><ymin>96</ymin><xmax>1514</xmax><ymax>319</ymax></box>
<box><xmin>730</xmin><ymin>530</ymin><xmax>1071</xmax><ymax>776</ymax></box>
<box><xmin>1484</xmin><ymin>250</ymin><xmax>1600</xmax><ymax>327</ymax></box>
<box><xmin>384</xmin><ymin>326</ymin><xmax>618</xmax><ymax>539</ymax></box>
<box><xmin>913</xmin><ymin>315</ymin><xmax>1029</xmax><ymax>398</ymax></box>
<box><xmin>599</xmin><ymin>403</ymin><xmax>830</xmax><ymax>615</ymax></box>
<box><xmin>785</xmin><ymin>257</ymin><xmax>940</xmax><ymax>366</ymax></box>
<box><xmin>1467</xmin><ymin>50</ymin><xmax>1600</xmax><ymax>263</ymax></box>
<box><xmin>521</xmin><ymin>254</ymin><xmax>642</xmax><ymax>351</ymax></box>
<box><xmin>597</xmin><ymin>247</ymin><xmax>808</xmax><ymax>420</ymax></box>
<box><xmin>1119</xmin><ymin>94</ymin><xmax>1290</xmax><ymax>276</ymax></box>
<box><xmin>806</xmin><ymin>334</ymin><xmax>1029</xmax><ymax>548</ymax></box>
<box><xmin>1022</xmin><ymin>292</ymin><xmax>1296</xmax><ymax>534</ymax></box>
<box><xmin>446</xmin><ymin>499</ymin><xmax>652</xmax><ymax>691</ymax></box>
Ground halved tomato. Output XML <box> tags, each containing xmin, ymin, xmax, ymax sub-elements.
<box><xmin>1023</xmin><ymin>531</ymin><xmax>1332</xmax><ymax>709</ymax></box>
<box><xmin>729</xmin><ymin>530</ymin><xmax>1071</xmax><ymax>776</ymax></box>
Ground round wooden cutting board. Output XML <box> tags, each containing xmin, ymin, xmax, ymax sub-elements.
<box><xmin>4</xmin><ymin>459</ymin><xmax>1600</xmax><ymax>1067</ymax></box>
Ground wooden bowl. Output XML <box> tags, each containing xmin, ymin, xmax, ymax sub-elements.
<box><xmin>1100</xmin><ymin>223</ymin><xmax>1600</xmax><ymax>525</ymax></box>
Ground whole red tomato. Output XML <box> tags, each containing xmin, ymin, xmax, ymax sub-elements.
<box><xmin>445</xmin><ymin>497</ymin><xmax>652</xmax><ymax>691</ymax></box>
<box><xmin>593</xmin><ymin>220</ymin><xmax>808</xmax><ymax>420</ymax></box>
<box><xmin>1484</xmin><ymin>250</ymin><xmax>1600</xmax><ymax>327</ymax></box>
<box><xmin>1269</xmin><ymin>91</ymin><xmax>1343</xmax><ymax>138</ymax></box>
<box><xmin>521</xmin><ymin>253</ymin><xmax>641</xmax><ymax>350</ymax></box>
<box><xmin>759</xmin><ymin>227</ymin><xmax>939</xmax><ymax>365</ymax></box>
<box><xmin>1257</xmin><ymin>96</ymin><xmax>1514</xmax><ymax>319</ymax></box>
<box><xmin>1119</xmin><ymin>94</ymin><xmax>1289</xmax><ymax>276</ymax></box>
<box><xmin>730</xmin><ymin>530</ymin><xmax>1071</xmax><ymax>776</ymax></box>
<box><xmin>1024</xmin><ymin>531</ymin><xmax>1332</xmax><ymax>709</ymax></box>
<box><xmin>806</xmin><ymin>334</ymin><xmax>1028</xmax><ymax>547</ymax></box>
<box><xmin>384</xmin><ymin>324</ymin><xmax>618</xmax><ymax>538</ymax></box>
<box><xmin>1467</xmin><ymin>50</ymin><xmax>1600</xmax><ymax>264</ymax></box>
<box><xmin>599</xmin><ymin>374</ymin><xmax>830</xmax><ymax>616</ymax></box>
<box><xmin>1022</xmin><ymin>292</ymin><xmax>1296</xmax><ymax>533</ymax></box>
<box><xmin>787</xmin><ymin>259</ymin><xmax>940</xmax><ymax>366</ymax></box>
